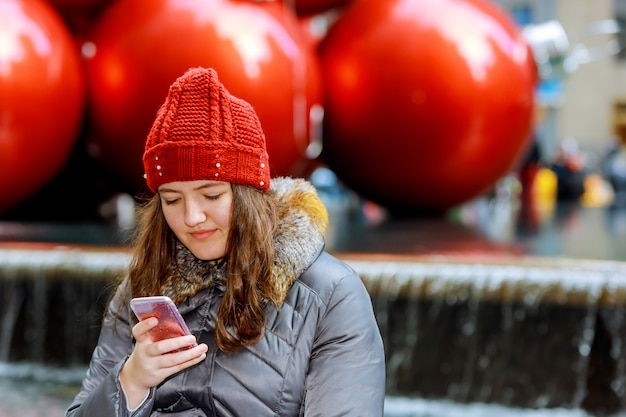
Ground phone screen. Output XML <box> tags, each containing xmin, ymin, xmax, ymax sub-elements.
<box><xmin>130</xmin><ymin>296</ymin><xmax>196</xmax><ymax>349</ymax></box>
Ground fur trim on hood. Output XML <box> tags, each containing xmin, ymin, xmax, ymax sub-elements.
<box><xmin>161</xmin><ymin>177</ymin><xmax>328</xmax><ymax>305</ymax></box>
<box><xmin>270</xmin><ymin>177</ymin><xmax>328</xmax><ymax>302</ymax></box>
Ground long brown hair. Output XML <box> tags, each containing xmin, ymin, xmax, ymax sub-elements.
<box><xmin>125</xmin><ymin>183</ymin><xmax>278</xmax><ymax>352</ymax></box>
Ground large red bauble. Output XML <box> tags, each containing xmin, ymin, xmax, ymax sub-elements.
<box><xmin>0</xmin><ymin>0</ymin><xmax>85</xmax><ymax>214</ymax></box>
<box><xmin>319</xmin><ymin>0</ymin><xmax>537</xmax><ymax>213</ymax></box>
<box><xmin>85</xmin><ymin>0</ymin><xmax>322</xmax><ymax>191</ymax></box>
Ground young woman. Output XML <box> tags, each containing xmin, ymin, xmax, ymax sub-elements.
<box><xmin>66</xmin><ymin>67</ymin><xmax>386</xmax><ymax>416</ymax></box>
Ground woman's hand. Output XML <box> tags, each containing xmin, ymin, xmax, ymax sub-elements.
<box><xmin>119</xmin><ymin>317</ymin><xmax>208</xmax><ymax>409</ymax></box>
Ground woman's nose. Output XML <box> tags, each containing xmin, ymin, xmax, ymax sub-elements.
<box><xmin>184</xmin><ymin>200</ymin><xmax>207</xmax><ymax>226</ymax></box>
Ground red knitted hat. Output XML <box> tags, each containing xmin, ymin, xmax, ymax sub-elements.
<box><xmin>143</xmin><ymin>67</ymin><xmax>270</xmax><ymax>193</ymax></box>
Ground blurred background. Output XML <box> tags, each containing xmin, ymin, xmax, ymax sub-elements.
<box><xmin>4</xmin><ymin>0</ymin><xmax>626</xmax><ymax>416</ymax></box>
<box><xmin>2</xmin><ymin>0</ymin><xmax>626</xmax><ymax>260</ymax></box>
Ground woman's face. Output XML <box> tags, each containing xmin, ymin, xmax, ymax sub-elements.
<box><xmin>159</xmin><ymin>180</ymin><xmax>233</xmax><ymax>261</ymax></box>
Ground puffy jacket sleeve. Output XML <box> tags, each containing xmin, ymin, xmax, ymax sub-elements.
<box><xmin>304</xmin><ymin>264</ymin><xmax>386</xmax><ymax>416</ymax></box>
<box><xmin>65</xmin><ymin>281</ymin><xmax>154</xmax><ymax>417</ymax></box>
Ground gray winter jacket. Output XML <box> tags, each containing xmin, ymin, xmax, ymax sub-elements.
<box><xmin>66</xmin><ymin>178</ymin><xmax>386</xmax><ymax>417</ymax></box>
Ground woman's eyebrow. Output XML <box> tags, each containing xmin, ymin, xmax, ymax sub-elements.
<box><xmin>159</xmin><ymin>182</ymin><xmax>222</xmax><ymax>194</ymax></box>
<box><xmin>158</xmin><ymin>187</ymin><xmax>179</xmax><ymax>194</ymax></box>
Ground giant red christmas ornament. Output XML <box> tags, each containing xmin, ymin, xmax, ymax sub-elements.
<box><xmin>319</xmin><ymin>0</ymin><xmax>537</xmax><ymax>213</ymax></box>
<box><xmin>0</xmin><ymin>0</ymin><xmax>85</xmax><ymax>214</ymax></box>
<box><xmin>84</xmin><ymin>0</ymin><xmax>322</xmax><ymax>191</ymax></box>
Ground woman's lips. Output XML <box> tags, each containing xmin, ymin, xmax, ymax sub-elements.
<box><xmin>190</xmin><ymin>229</ymin><xmax>215</xmax><ymax>240</ymax></box>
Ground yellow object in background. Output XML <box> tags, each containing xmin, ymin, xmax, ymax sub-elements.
<box><xmin>580</xmin><ymin>174</ymin><xmax>615</xmax><ymax>207</ymax></box>
<box><xmin>533</xmin><ymin>167</ymin><xmax>558</xmax><ymax>212</ymax></box>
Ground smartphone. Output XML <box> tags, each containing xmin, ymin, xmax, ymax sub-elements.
<box><xmin>130</xmin><ymin>296</ymin><xmax>196</xmax><ymax>349</ymax></box>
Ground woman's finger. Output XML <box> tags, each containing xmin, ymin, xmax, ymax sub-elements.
<box><xmin>158</xmin><ymin>343</ymin><xmax>209</xmax><ymax>372</ymax></box>
<box><xmin>151</xmin><ymin>335</ymin><xmax>199</xmax><ymax>355</ymax></box>
<box><xmin>132</xmin><ymin>317</ymin><xmax>159</xmax><ymax>342</ymax></box>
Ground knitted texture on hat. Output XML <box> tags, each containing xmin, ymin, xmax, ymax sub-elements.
<box><xmin>143</xmin><ymin>67</ymin><xmax>270</xmax><ymax>192</ymax></box>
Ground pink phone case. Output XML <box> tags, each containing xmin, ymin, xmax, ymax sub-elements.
<box><xmin>130</xmin><ymin>296</ymin><xmax>196</xmax><ymax>348</ymax></box>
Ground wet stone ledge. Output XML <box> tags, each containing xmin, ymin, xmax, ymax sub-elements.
<box><xmin>2</xmin><ymin>244</ymin><xmax>626</xmax><ymax>415</ymax></box>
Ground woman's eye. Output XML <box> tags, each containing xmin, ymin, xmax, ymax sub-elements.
<box><xmin>205</xmin><ymin>194</ymin><xmax>221</xmax><ymax>201</ymax></box>
<box><xmin>163</xmin><ymin>198</ymin><xmax>179</xmax><ymax>205</ymax></box>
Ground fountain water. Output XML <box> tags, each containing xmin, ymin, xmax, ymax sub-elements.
<box><xmin>351</xmin><ymin>254</ymin><xmax>626</xmax><ymax>415</ymax></box>
<box><xmin>2</xmin><ymin>244</ymin><xmax>626</xmax><ymax>415</ymax></box>
<box><xmin>0</xmin><ymin>243</ymin><xmax>130</xmax><ymax>366</ymax></box>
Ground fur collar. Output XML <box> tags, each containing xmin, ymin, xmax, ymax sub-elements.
<box><xmin>161</xmin><ymin>177</ymin><xmax>328</xmax><ymax>305</ymax></box>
